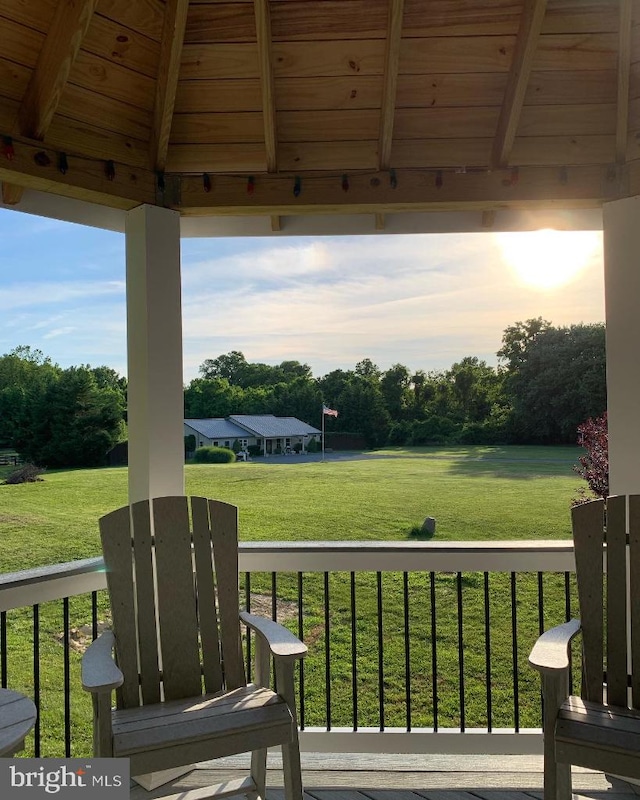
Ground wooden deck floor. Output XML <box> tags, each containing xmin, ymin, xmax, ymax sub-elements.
<box><xmin>130</xmin><ymin>754</ymin><xmax>640</xmax><ymax>800</ymax></box>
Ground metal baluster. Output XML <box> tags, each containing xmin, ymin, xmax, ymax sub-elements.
<box><xmin>377</xmin><ymin>571</ymin><xmax>384</xmax><ymax>731</ymax></box>
<box><xmin>484</xmin><ymin>572</ymin><xmax>492</xmax><ymax>732</ymax></box>
<box><xmin>430</xmin><ymin>571</ymin><xmax>438</xmax><ymax>731</ymax></box>
<box><xmin>403</xmin><ymin>571</ymin><xmax>411</xmax><ymax>731</ymax></box>
<box><xmin>324</xmin><ymin>572</ymin><xmax>331</xmax><ymax>730</ymax></box>
<box><xmin>1</xmin><ymin>611</ymin><xmax>6</xmax><ymax>688</ymax></box>
<box><xmin>511</xmin><ymin>572</ymin><xmax>519</xmax><ymax>731</ymax></box>
<box><xmin>245</xmin><ymin>573</ymin><xmax>252</xmax><ymax>682</ymax></box>
<box><xmin>457</xmin><ymin>572</ymin><xmax>465</xmax><ymax>732</ymax></box>
<box><xmin>91</xmin><ymin>591</ymin><xmax>98</xmax><ymax>641</ymax></box>
<box><xmin>33</xmin><ymin>604</ymin><xmax>40</xmax><ymax>757</ymax></box>
<box><xmin>63</xmin><ymin>598</ymin><xmax>71</xmax><ymax>756</ymax></box>
<box><xmin>350</xmin><ymin>571</ymin><xmax>358</xmax><ymax>731</ymax></box>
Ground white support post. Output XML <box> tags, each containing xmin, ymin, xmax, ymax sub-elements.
<box><xmin>126</xmin><ymin>204</ymin><xmax>184</xmax><ymax>503</ymax></box>
<box><xmin>603</xmin><ymin>196</ymin><xmax>640</xmax><ymax>495</ymax></box>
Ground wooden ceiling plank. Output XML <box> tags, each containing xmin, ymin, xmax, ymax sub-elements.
<box><xmin>1</xmin><ymin>182</ymin><xmax>24</xmax><ymax>205</ymax></box>
<box><xmin>379</xmin><ymin>0</ymin><xmax>405</xmax><ymax>170</ymax></box>
<box><xmin>151</xmin><ymin>0</ymin><xmax>189</xmax><ymax>171</ymax></box>
<box><xmin>270</xmin><ymin>215</ymin><xmax>281</xmax><ymax>231</ymax></box>
<box><xmin>18</xmin><ymin>0</ymin><xmax>100</xmax><ymax>140</ymax></box>
<box><xmin>254</xmin><ymin>0</ymin><xmax>277</xmax><ymax>172</ymax></box>
<box><xmin>375</xmin><ymin>212</ymin><xmax>385</xmax><ymax>230</ymax></box>
<box><xmin>492</xmin><ymin>0</ymin><xmax>548</xmax><ymax>169</ymax></box>
<box><xmin>70</xmin><ymin>51</ymin><xmax>156</xmax><ymax>112</ymax></box>
<box><xmin>617</xmin><ymin>0</ymin><xmax>633</xmax><ymax>163</ymax></box>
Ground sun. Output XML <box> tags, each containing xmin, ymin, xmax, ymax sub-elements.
<box><xmin>495</xmin><ymin>229</ymin><xmax>601</xmax><ymax>290</ymax></box>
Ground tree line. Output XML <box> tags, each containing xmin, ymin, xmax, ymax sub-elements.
<box><xmin>0</xmin><ymin>318</ymin><xmax>606</xmax><ymax>468</ymax></box>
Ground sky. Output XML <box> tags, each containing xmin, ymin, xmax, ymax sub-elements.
<box><xmin>0</xmin><ymin>207</ymin><xmax>605</xmax><ymax>383</ymax></box>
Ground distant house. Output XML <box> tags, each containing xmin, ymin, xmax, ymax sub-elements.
<box><xmin>184</xmin><ymin>415</ymin><xmax>321</xmax><ymax>455</ymax></box>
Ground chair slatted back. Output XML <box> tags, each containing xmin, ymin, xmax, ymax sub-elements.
<box><xmin>572</xmin><ymin>495</ymin><xmax>640</xmax><ymax>709</ymax></box>
<box><xmin>99</xmin><ymin>496</ymin><xmax>245</xmax><ymax>709</ymax></box>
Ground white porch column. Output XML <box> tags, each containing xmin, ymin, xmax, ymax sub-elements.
<box><xmin>126</xmin><ymin>204</ymin><xmax>184</xmax><ymax>502</ymax></box>
<box><xmin>603</xmin><ymin>196</ymin><xmax>640</xmax><ymax>495</ymax></box>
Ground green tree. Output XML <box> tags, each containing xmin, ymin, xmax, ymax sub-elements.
<box><xmin>446</xmin><ymin>357</ymin><xmax>500</xmax><ymax>422</ymax></box>
<box><xmin>270</xmin><ymin>378</ymin><xmax>323</xmax><ymax>425</ymax></box>
<box><xmin>0</xmin><ymin>347</ymin><xmax>60</xmax><ymax>447</ymax></box>
<box><xmin>199</xmin><ymin>351</ymin><xmax>248</xmax><ymax>382</ymax></box>
<box><xmin>334</xmin><ymin>378</ymin><xmax>391</xmax><ymax>447</ymax></box>
<box><xmin>380</xmin><ymin>363</ymin><xmax>411</xmax><ymax>421</ymax></box>
<box><xmin>18</xmin><ymin>366</ymin><xmax>125</xmax><ymax>467</ymax></box>
<box><xmin>498</xmin><ymin>320</ymin><xmax>606</xmax><ymax>443</ymax></box>
<box><xmin>184</xmin><ymin>377</ymin><xmax>242</xmax><ymax>418</ymax></box>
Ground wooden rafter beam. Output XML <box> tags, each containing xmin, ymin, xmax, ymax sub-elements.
<box><xmin>151</xmin><ymin>0</ymin><xmax>189</xmax><ymax>172</ymax></box>
<box><xmin>177</xmin><ymin>165</ymin><xmax>617</xmax><ymax>216</ymax></box>
<box><xmin>379</xmin><ymin>0</ymin><xmax>405</xmax><ymax>171</ymax></box>
<box><xmin>491</xmin><ymin>0</ymin><xmax>547</xmax><ymax>169</ymax></box>
<box><xmin>375</xmin><ymin>213</ymin><xmax>386</xmax><ymax>230</ymax></box>
<box><xmin>481</xmin><ymin>210</ymin><xmax>496</xmax><ymax>228</ymax></box>
<box><xmin>0</xmin><ymin>135</ymin><xmax>154</xmax><ymax>209</ymax></box>
<box><xmin>254</xmin><ymin>0</ymin><xmax>277</xmax><ymax>172</ymax></box>
<box><xmin>18</xmin><ymin>0</ymin><xmax>99</xmax><ymax>140</ymax></box>
<box><xmin>2</xmin><ymin>183</ymin><xmax>24</xmax><ymax>206</ymax></box>
<box><xmin>616</xmin><ymin>0</ymin><xmax>632</xmax><ymax>164</ymax></box>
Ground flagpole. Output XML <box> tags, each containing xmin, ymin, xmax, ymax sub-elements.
<box><xmin>321</xmin><ymin>403</ymin><xmax>325</xmax><ymax>461</ymax></box>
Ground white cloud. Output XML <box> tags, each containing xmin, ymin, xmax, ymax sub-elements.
<box><xmin>0</xmin><ymin>209</ymin><xmax>605</xmax><ymax>381</ymax></box>
<box><xmin>0</xmin><ymin>280</ymin><xmax>124</xmax><ymax>310</ymax></box>
<box><xmin>180</xmin><ymin>232</ymin><xmax>605</xmax><ymax>378</ymax></box>
<box><xmin>42</xmin><ymin>326</ymin><xmax>76</xmax><ymax>340</ymax></box>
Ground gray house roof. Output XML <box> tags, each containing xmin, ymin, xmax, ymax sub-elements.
<box><xmin>185</xmin><ymin>419</ymin><xmax>251</xmax><ymax>439</ymax></box>
<box><xmin>185</xmin><ymin>416</ymin><xmax>321</xmax><ymax>440</ymax></box>
<box><xmin>229</xmin><ymin>415</ymin><xmax>321</xmax><ymax>438</ymax></box>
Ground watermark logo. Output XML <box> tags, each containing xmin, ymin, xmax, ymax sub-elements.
<box><xmin>0</xmin><ymin>759</ymin><xmax>129</xmax><ymax>798</ymax></box>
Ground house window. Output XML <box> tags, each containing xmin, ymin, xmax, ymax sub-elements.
<box><xmin>213</xmin><ymin>441</ymin><xmax>218</xmax><ymax>446</ymax></box>
<box><xmin>285</xmin><ymin>438</ymin><xmax>291</xmax><ymax>448</ymax></box>
<box><xmin>240</xmin><ymin>439</ymin><xmax>248</xmax><ymax>448</ymax></box>
<box><xmin>225</xmin><ymin>441</ymin><xmax>230</xmax><ymax>448</ymax></box>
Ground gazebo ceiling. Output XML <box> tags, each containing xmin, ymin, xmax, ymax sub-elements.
<box><xmin>0</xmin><ymin>0</ymin><xmax>638</xmax><ymax>234</ymax></box>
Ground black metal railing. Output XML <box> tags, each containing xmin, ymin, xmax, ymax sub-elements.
<box><xmin>0</xmin><ymin>542</ymin><xmax>577</xmax><ymax>757</ymax></box>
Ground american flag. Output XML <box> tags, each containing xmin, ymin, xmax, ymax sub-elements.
<box><xmin>322</xmin><ymin>404</ymin><xmax>338</xmax><ymax>417</ymax></box>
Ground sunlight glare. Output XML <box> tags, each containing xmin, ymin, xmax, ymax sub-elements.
<box><xmin>495</xmin><ymin>229</ymin><xmax>601</xmax><ymax>290</ymax></box>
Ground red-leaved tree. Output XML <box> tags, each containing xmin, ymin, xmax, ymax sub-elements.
<box><xmin>573</xmin><ymin>412</ymin><xmax>608</xmax><ymax>504</ymax></box>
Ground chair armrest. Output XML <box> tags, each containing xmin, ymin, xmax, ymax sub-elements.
<box><xmin>81</xmin><ymin>630</ymin><xmax>124</xmax><ymax>693</ymax></box>
<box><xmin>528</xmin><ymin>618</ymin><xmax>581</xmax><ymax>674</ymax></box>
<box><xmin>240</xmin><ymin>611</ymin><xmax>307</xmax><ymax>661</ymax></box>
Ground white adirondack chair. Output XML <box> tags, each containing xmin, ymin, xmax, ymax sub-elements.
<box><xmin>81</xmin><ymin>496</ymin><xmax>307</xmax><ymax>799</ymax></box>
<box><xmin>529</xmin><ymin>495</ymin><xmax>640</xmax><ymax>800</ymax></box>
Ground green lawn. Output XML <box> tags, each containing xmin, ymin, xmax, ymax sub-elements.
<box><xmin>0</xmin><ymin>446</ymin><xmax>585</xmax><ymax>756</ymax></box>
<box><xmin>0</xmin><ymin>445</ymin><xmax>582</xmax><ymax>573</ymax></box>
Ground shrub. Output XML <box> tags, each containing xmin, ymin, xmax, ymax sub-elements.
<box><xmin>293</xmin><ymin>442</ymin><xmax>302</xmax><ymax>453</ymax></box>
<box><xmin>387</xmin><ymin>420</ymin><xmax>412</xmax><ymax>446</ymax></box>
<box><xmin>306</xmin><ymin>439</ymin><xmax>319</xmax><ymax>453</ymax></box>
<box><xmin>232</xmin><ymin>439</ymin><xmax>242</xmax><ymax>454</ymax></box>
<box><xmin>573</xmin><ymin>412</ymin><xmax>608</xmax><ymax>503</ymax></box>
<box><xmin>193</xmin><ymin>446</ymin><xmax>236</xmax><ymax>464</ymax></box>
<box><xmin>184</xmin><ymin>434</ymin><xmax>196</xmax><ymax>456</ymax></box>
<box><xmin>4</xmin><ymin>463</ymin><xmax>45</xmax><ymax>484</ymax></box>
<box><xmin>410</xmin><ymin>416</ymin><xmax>459</xmax><ymax>445</ymax></box>
<box><xmin>247</xmin><ymin>444</ymin><xmax>262</xmax><ymax>457</ymax></box>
